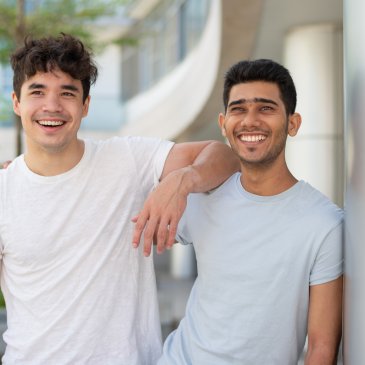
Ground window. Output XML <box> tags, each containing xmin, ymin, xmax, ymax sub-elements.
<box><xmin>121</xmin><ymin>0</ymin><xmax>209</xmax><ymax>102</ymax></box>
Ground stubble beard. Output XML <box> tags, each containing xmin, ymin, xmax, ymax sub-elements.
<box><xmin>236</xmin><ymin>121</ymin><xmax>289</xmax><ymax>169</ymax></box>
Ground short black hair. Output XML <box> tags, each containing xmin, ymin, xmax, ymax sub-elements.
<box><xmin>223</xmin><ymin>59</ymin><xmax>297</xmax><ymax>116</ymax></box>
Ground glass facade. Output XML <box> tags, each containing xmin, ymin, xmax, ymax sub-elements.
<box><xmin>121</xmin><ymin>0</ymin><xmax>209</xmax><ymax>101</ymax></box>
<box><xmin>0</xmin><ymin>65</ymin><xmax>13</xmax><ymax>126</ymax></box>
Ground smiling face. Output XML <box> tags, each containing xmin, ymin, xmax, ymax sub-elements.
<box><xmin>12</xmin><ymin>69</ymin><xmax>90</xmax><ymax>156</ymax></box>
<box><xmin>219</xmin><ymin>81</ymin><xmax>301</xmax><ymax>169</ymax></box>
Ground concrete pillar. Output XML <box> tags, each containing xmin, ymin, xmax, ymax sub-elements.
<box><xmin>343</xmin><ymin>1</ymin><xmax>365</xmax><ymax>363</ymax></box>
<box><xmin>171</xmin><ymin>244</ymin><xmax>196</xmax><ymax>279</ymax></box>
<box><xmin>283</xmin><ymin>24</ymin><xmax>343</xmax><ymax>206</ymax></box>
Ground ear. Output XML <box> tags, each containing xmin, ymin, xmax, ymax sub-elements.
<box><xmin>218</xmin><ymin>113</ymin><xmax>226</xmax><ymax>137</ymax></box>
<box><xmin>287</xmin><ymin>113</ymin><xmax>302</xmax><ymax>137</ymax></box>
<box><xmin>82</xmin><ymin>95</ymin><xmax>91</xmax><ymax>117</ymax></box>
<box><xmin>12</xmin><ymin>92</ymin><xmax>21</xmax><ymax>117</ymax></box>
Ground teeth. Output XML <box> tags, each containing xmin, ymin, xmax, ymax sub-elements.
<box><xmin>38</xmin><ymin>120</ymin><xmax>64</xmax><ymax>126</ymax></box>
<box><xmin>240</xmin><ymin>135</ymin><xmax>266</xmax><ymax>142</ymax></box>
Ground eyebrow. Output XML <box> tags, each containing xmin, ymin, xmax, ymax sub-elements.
<box><xmin>27</xmin><ymin>83</ymin><xmax>80</xmax><ymax>92</ymax></box>
<box><xmin>228</xmin><ymin>97</ymin><xmax>279</xmax><ymax>109</ymax></box>
<box><xmin>28</xmin><ymin>83</ymin><xmax>45</xmax><ymax>90</ymax></box>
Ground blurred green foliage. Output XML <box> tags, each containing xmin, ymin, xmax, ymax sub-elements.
<box><xmin>0</xmin><ymin>0</ymin><xmax>131</xmax><ymax>64</ymax></box>
<box><xmin>0</xmin><ymin>94</ymin><xmax>12</xmax><ymax>126</ymax></box>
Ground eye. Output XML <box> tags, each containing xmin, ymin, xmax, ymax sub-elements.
<box><xmin>230</xmin><ymin>107</ymin><xmax>245</xmax><ymax>113</ymax></box>
<box><xmin>30</xmin><ymin>90</ymin><xmax>43</xmax><ymax>96</ymax></box>
<box><xmin>62</xmin><ymin>92</ymin><xmax>76</xmax><ymax>97</ymax></box>
<box><xmin>261</xmin><ymin>105</ymin><xmax>274</xmax><ymax>111</ymax></box>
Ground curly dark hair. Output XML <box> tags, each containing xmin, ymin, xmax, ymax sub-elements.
<box><xmin>11</xmin><ymin>33</ymin><xmax>98</xmax><ymax>102</ymax></box>
<box><xmin>223</xmin><ymin>59</ymin><xmax>297</xmax><ymax>116</ymax></box>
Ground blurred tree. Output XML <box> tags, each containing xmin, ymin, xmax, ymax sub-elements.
<box><xmin>0</xmin><ymin>0</ymin><xmax>131</xmax><ymax>155</ymax></box>
<box><xmin>0</xmin><ymin>94</ymin><xmax>12</xmax><ymax>125</ymax></box>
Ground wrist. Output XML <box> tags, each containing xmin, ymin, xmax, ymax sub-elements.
<box><xmin>179</xmin><ymin>165</ymin><xmax>199</xmax><ymax>195</ymax></box>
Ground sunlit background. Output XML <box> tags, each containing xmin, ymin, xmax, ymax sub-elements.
<box><xmin>2</xmin><ymin>0</ymin><xmax>364</xmax><ymax>363</ymax></box>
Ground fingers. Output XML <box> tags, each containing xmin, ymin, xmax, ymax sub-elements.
<box><xmin>132</xmin><ymin>211</ymin><xmax>149</xmax><ymax>248</ymax></box>
<box><xmin>143</xmin><ymin>217</ymin><xmax>175</xmax><ymax>256</ymax></box>
<box><xmin>132</xmin><ymin>213</ymin><xmax>176</xmax><ymax>256</ymax></box>
<box><xmin>156</xmin><ymin>216</ymin><xmax>170</xmax><ymax>254</ymax></box>
<box><xmin>131</xmin><ymin>179</ymin><xmax>187</xmax><ymax>256</ymax></box>
<box><xmin>156</xmin><ymin>216</ymin><xmax>177</xmax><ymax>254</ymax></box>
<box><xmin>166</xmin><ymin>221</ymin><xmax>177</xmax><ymax>249</ymax></box>
<box><xmin>142</xmin><ymin>216</ymin><xmax>159</xmax><ymax>257</ymax></box>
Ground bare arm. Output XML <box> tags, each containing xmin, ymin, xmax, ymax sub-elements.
<box><xmin>304</xmin><ymin>276</ymin><xmax>343</xmax><ymax>365</ymax></box>
<box><xmin>132</xmin><ymin>140</ymin><xmax>240</xmax><ymax>256</ymax></box>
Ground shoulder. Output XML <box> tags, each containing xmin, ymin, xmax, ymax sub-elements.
<box><xmin>186</xmin><ymin>172</ymin><xmax>240</xmax><ymax>209</ymax></box>
<box><xmin>90</xmin><ymin>136</ymin><xmax>172</xmax><ymax>153</ymax></box>
<box><xmin>299</xmin><ymin>181</ymin><xmax>343</xmax><ymax>226</ymax></box>
<box><xmin>206</xmin><ymin>172</ymin><xmax>241</xmax><ymax>197</ymax></box>
<box><xmin>86</xmin><ymin>136</ymin><xmax>129</xmax><ymax>150</ymax></box>
<box><xmin>85</xmin><ymin>137</ymin><xmax>140</xmax><ymax>159</ymax></box>
<box><xmin>0</xmin><ymin>155</ymin><xmax>25</xmax><ymax>176</ymax></box>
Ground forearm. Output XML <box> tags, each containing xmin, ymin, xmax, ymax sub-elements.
<box><xmin>178</xmin><ymin>141</ymin><xmax>239</xmax><ymax>194</ymax></box>
<box><xmin>132</xmin><ymin>140</ymin><xmax>239</xmax><ymax>254</ymax></box>
<box><xmin>305</xmin><ymin>277</ymin><xmax>343</xmax><ymax>365</ymax></box>
<box><xmin>304</xmin><ymin>345</ymin><xmax>339</xmax><ymax>365</ymax></box>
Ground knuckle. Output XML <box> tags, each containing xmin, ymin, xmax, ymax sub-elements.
<box><xmin>144</xmin><ymin>228</ymin><xmax>153</xmax><ymax>240</ymax></box>
<box><xmin>135</xmin><ymin>221</ymin><xmax>145</xmax><ymax>230</ymax></box>
<box><xmin>169</xmin><ymin>225</ymin><xmax>177</xmax><ymax>234</ymax></box>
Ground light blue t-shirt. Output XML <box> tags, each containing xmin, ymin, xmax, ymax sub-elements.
<box><xmin>159</xmin><ymin>173</ymin><xmax>343</xmax><ymax>365</ymax></box>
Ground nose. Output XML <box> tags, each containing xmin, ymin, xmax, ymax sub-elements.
<box><xmin>240</xmin><ymin>108</ymin><xmax>260</xmax><ymax>128</ymax></box>
<box><xmin>42</xmin><ymin>93</ymin><xmax>62</xmax><ymax>113</ymax></box>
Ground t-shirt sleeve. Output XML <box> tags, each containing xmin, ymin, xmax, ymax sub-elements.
<box><xmin>309</xmin><ymin>221</ymin><xmax>344</xmax><ymax>286</ymax></box>
<box><xmin>126</xmin><ymin>136</ymin><xmax>174</xmax><ymax>194</ymax></box>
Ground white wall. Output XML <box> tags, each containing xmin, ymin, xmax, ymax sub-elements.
<box><xmin>253</xmin><ymin>0</ymin><xmax>342</xmax><ymax>62</ymax></box>
<box><xmin>343</xmin><ymin>0</ymin><xmax>365</xmax><ymax>363</ymax></box>
<box><xmin>284</xmin><ymin>24</ymin><xmax>344</xmax><ymax>206</ymax></box>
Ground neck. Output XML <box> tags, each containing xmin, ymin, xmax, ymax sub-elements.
<box><xmin>24</xmin><ymin>139</ymin><xmax>85</xmax><ymax>176</ymax></box>
<box><xmin>240</xmin><ymin>159</ymin><xmax>298</xmax><ymax>196</ymax></box>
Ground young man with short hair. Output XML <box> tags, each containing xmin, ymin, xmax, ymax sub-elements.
<box><xmin>156</xmin><ymin>59</ymin><xmax>343</xmax><ymax>365</ymax></box>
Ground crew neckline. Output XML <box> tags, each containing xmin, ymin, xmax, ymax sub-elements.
<box><xmin>18</xmin><ymin>139</ymin><xmax>90</xmax><ymax>183</ymax></box>
<box><xmin>233</xmin><ymin>172</ymin><xmax>305</xmax><ymax>202</ymax></box>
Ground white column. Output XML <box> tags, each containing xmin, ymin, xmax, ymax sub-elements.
<box><xmin>343</xmin><ymin>1</ymin><xmax>365</xmax><ymax>363</ymax></box>
<box><xmin>284</xmin><ymin>24</ymin><xmax>343</xmax><ymax>206</ymax></box>
<box><xmin>171</xmin><ymin>244</ymin><xmax>197</xmax><ymax>279</ymax></box>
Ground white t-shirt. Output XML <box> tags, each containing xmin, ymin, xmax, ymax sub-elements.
<box><xmin>0</xmin><ymin>136</ymin><xmax>174</xmax><ymax>365</ymax></box>
<box><xmin>159</xmin><ymin>172</ymin><xmax>343</xmax><ymax>365</ymax></box>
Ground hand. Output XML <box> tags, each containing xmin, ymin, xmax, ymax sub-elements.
<box><xmin>132</xmin><ymin>169</ymin><xmax>190</xmax><ymax>257</ymax></box>
<box><xmin>1</xmin><ymin>160</ymin><xmax>12</xmax><ymax>169</ymax></box>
